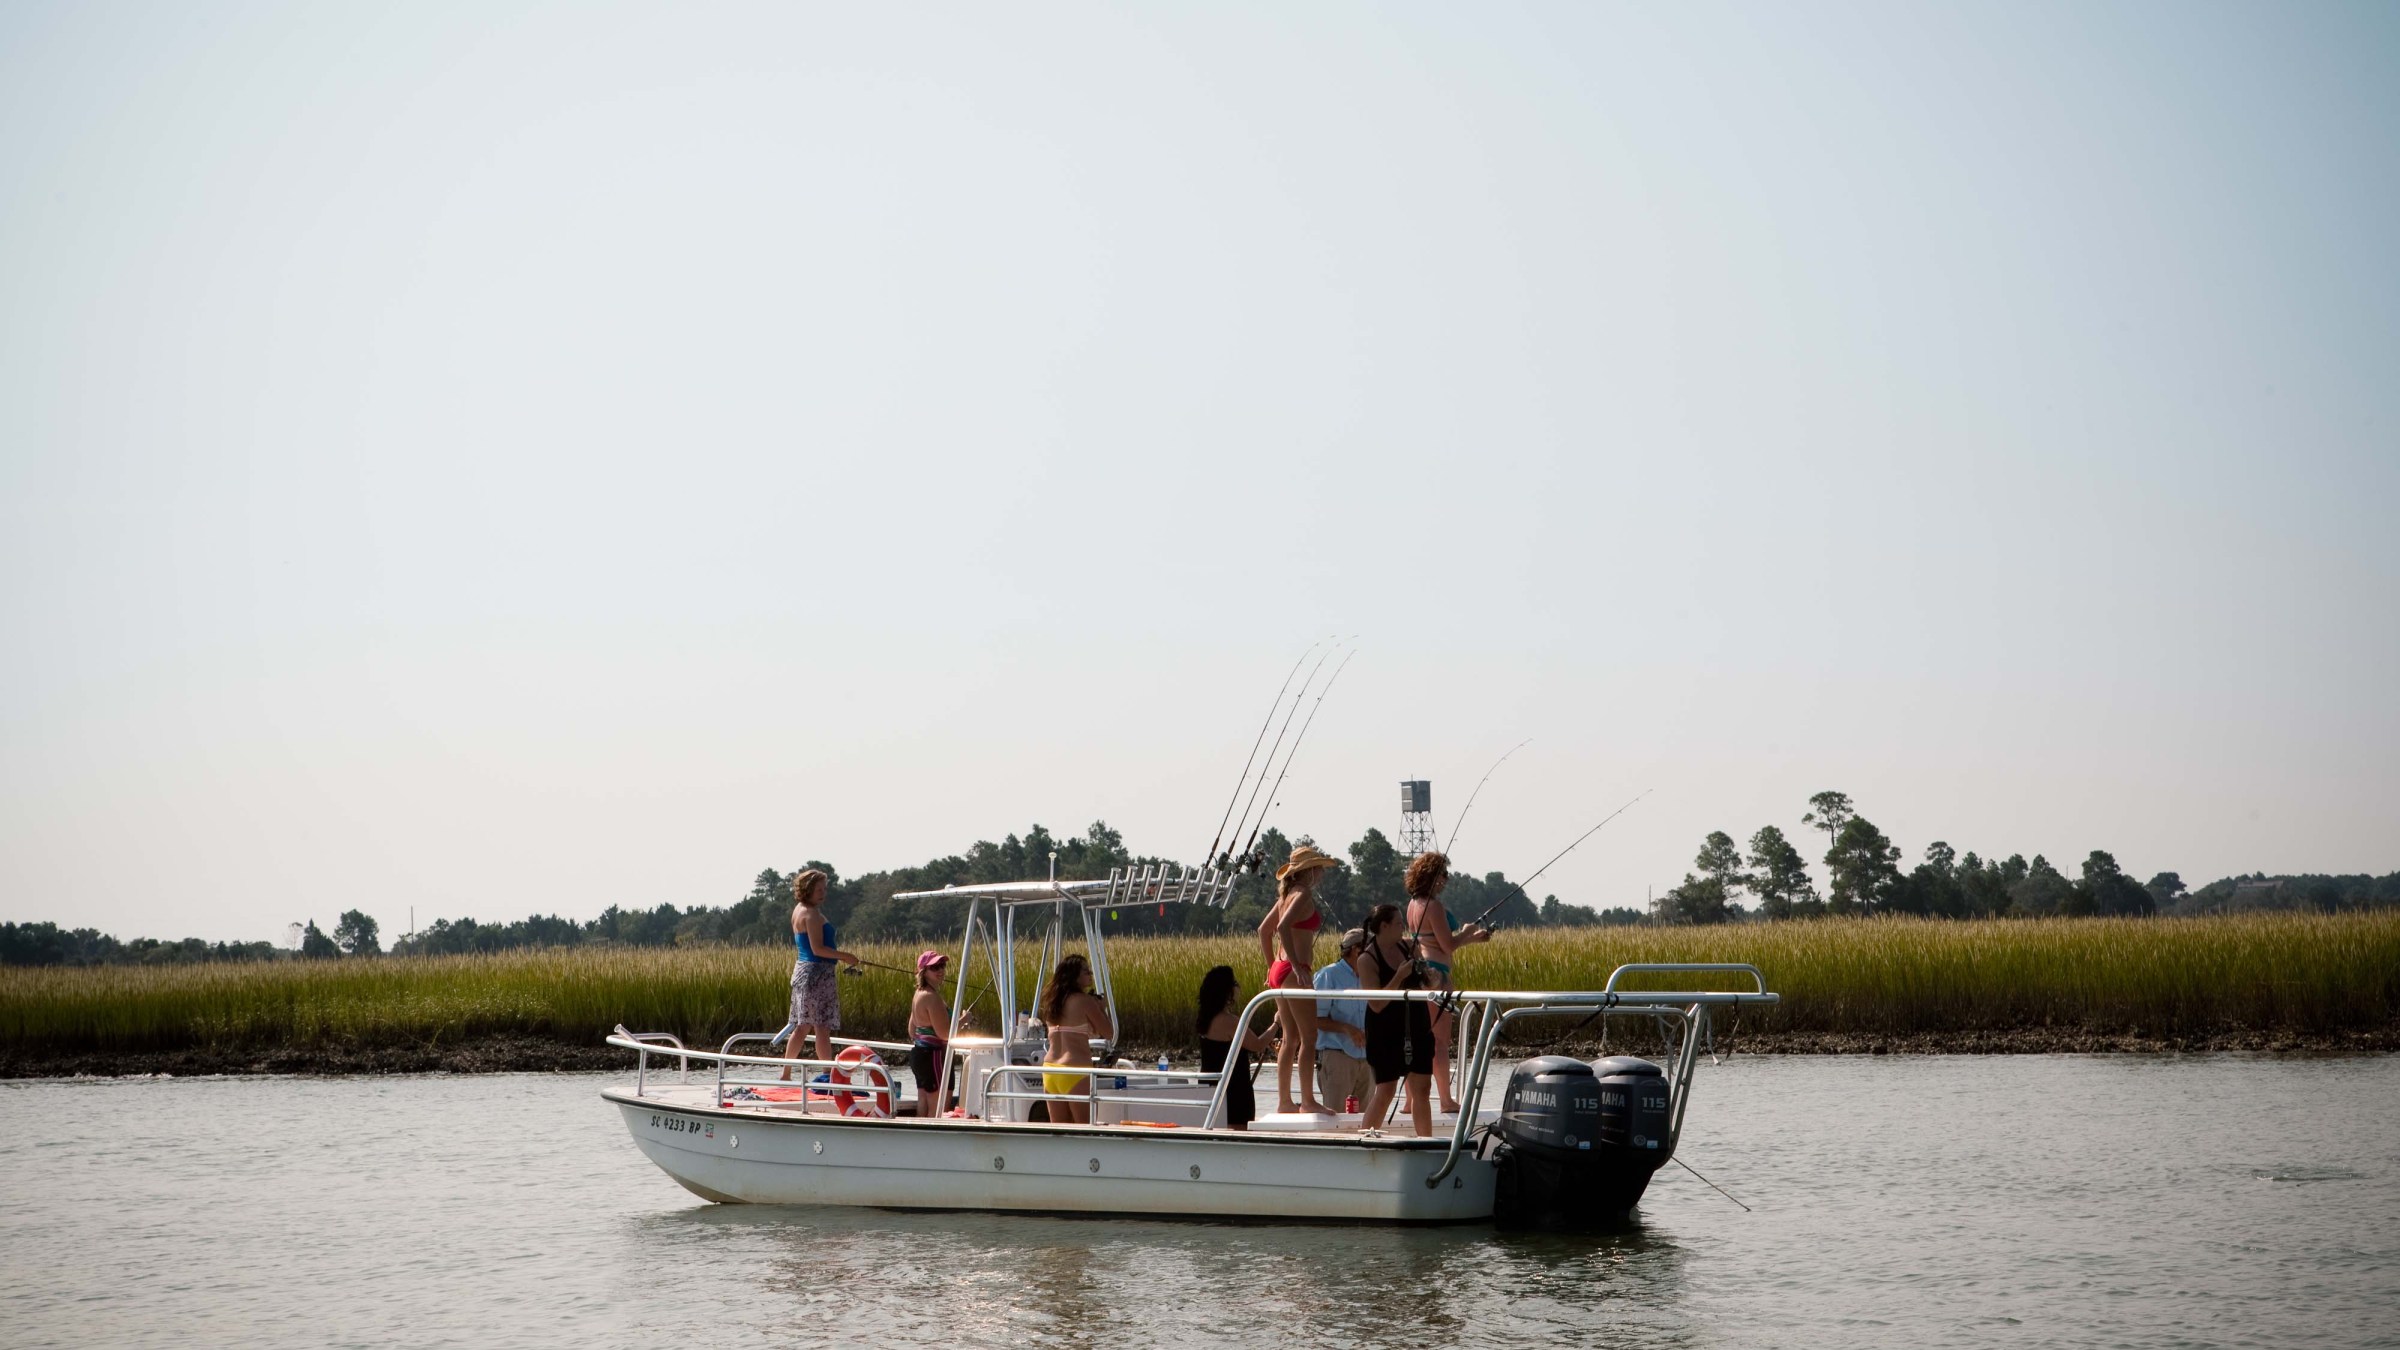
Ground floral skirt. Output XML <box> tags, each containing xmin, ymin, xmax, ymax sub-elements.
<box><xmin>790</xmin><ymin>960</ymin><xmax>841</xmax><ymax>1030</ymax></box>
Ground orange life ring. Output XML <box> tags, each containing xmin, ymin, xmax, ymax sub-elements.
<box><xmin>834</xmin><ymin>1045</ymin><xmax>893</xmax><ymax>1118</ymax></box>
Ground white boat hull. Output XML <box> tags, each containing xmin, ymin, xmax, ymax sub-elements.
<box><xmin>607</xmin><ymin>1087</ymin><xmax>1498</xmax><ymax>1223</ymax></box>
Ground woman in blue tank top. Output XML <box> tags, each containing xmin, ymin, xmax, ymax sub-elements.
<box><xmin>784</xmin><ymin>869</ymin><xmax>857</xmax><ymax>1078</ymax></box>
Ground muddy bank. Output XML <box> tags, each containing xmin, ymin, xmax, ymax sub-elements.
<box><xmin>6</xmin><ymin>1025</ymin><xmax>2397</xmax><ymax>1077</ymax></box>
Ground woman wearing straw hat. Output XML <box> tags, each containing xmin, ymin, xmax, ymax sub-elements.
<box><xmin>1259</xmin><ymin>842</ymin><xmax>1340</xmax><ymax>1115</ymax></box>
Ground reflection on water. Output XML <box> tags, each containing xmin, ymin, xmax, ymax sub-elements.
<box><xmin>2</xmin><ymin>1056</ymin><xmax>2395</xmax><ymax>1349</ymax></box>
<box><xmin>660</xmin><ymin>1193</ymin><xmax>1694</xmax><ymax>1348</ymax></box>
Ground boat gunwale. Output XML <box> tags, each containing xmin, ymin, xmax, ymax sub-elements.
<box><xmin>601</xmin><ymin>1085</ymin><xmax>1477</xmax><ymax>1150</ymax></box>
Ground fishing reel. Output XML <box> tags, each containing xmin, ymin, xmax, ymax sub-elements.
<box><xmin>1219</xmin><ymin>846</ymin><xmax>1268</xmax><ymax>875</ymax></box>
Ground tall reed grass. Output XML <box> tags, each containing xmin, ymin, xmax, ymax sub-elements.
<box><xmin>3</xmin><ymin>913</ymin><xmax>2393</xmax><ymax>1058</ymax></box>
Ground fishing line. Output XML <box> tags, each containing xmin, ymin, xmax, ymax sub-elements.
<box><xmin>1441</xmin><ymin>738</ymin><xmax>1529</xmax><ymax>858</ymax></box>
<box><xmin>1225</xmin><ymin>640</ymin><xmax>1343</xmax><ymax>867</ymax></box>
<box><xmin>1462</xmin><ymin>788</ymin><xmax>1654</xmax><ymax>932</ymax></box>
<box><xmin>1673</xmin><ymin>1156</ymin><xmax>1751</xmax><ymax>1211</ymax></box>
<box><xmin>1237</xmin><ymin>645</ymin><xmax>1357</xmax><ymax>866</ymax></box>
<box><xmin>1204</xmin><ymin>641</ymin><xmax>1321</xmax><ymax>864</ymax></box>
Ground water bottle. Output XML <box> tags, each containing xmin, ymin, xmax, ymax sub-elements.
<box><xmin>1157</xmin><ymin>1052</ymin><xmax>1171</xmax><ymax>1081</ymax></box>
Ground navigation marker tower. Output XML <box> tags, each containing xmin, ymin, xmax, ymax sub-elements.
<box><xmin>1400</xmin><ymin>779</ymin><xmax>1435</xmax><ymax>858</ymax></box>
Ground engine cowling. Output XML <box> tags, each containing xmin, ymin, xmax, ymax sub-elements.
<box><xmin>1593</xmin><ymin>1055</ymin><xmax>1672</xmax><ymax>1156</ymax></box>
<box><xmin>1491</xmin><ymin>1054</ymin><xmax>1674</xmax><ymax>1228</ymax></box>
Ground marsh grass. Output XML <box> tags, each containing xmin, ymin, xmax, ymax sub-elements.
<box><xmin>4</xmin><ymin>913</ymin><xmax>2394</xmax><ymax>1056</ymax></box>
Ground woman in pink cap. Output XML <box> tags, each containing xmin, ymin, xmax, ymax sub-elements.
<box><xmin>907</xmin><ymin>950</ymin><xmax>959</xmax><ymax>1116</ymax></box>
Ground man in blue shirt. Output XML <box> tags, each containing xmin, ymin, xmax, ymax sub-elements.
<box><xmin>1313</xmin><ymin>927</ymin><xmax>1371</xmax><ymax>1113</ymax></box>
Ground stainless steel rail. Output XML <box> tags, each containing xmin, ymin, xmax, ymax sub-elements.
<box><xmin>1215</xmin><ymin>965</ymin><xmax>1777</xmax><ymax>1179</ymax></box>
<box><xmin>614</xmin><ymin>1025</ymin><xmax>690</xmax><ymax>1092</ymax></box>
<box><xmin>977</xmin><ymin>1063</ymin><xmax>1222</xmax><ymax>1117</ymax></box>
<box><xmin>1605</xmin><ymin>962</ymin><xmax>1768</xmax><ymax>995</ymax></box>
<box><xmin>610</xmin><ymin>1036</ymin><xmax>908</xmax><ymax>1112</ymax></box>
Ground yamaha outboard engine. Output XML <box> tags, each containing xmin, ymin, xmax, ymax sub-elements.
<box><xmin>1593</xmin><ymin>1055</ymin><xmax>1672</xmax><ymax>1155</ymax></box>
<box><xmin>1491</xmin><ymin>1054</ymin><xmax>1673</xmax><ymax>1227</ymax></box>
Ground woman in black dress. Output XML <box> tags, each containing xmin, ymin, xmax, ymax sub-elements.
<box><xmin>1196</xmin><ymin>964</ymin><xmax>1277</xmax><ymax>1130</ymax></box>
<box><xmin>1356</xmin><ymin>902</ymin><xmax>1435</xmax><ymax>1137</ymax></box>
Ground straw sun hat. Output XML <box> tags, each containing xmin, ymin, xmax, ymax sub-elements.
<box><xmin>1276</xmin><ymin>844</ymin><xmax>1341</xmax><ymax>882</ymax></box>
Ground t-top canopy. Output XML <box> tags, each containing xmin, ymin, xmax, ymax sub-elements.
<box><xmin>892</xmin><ymin>863</ymin><xmax>1241</xmax><ymax>910</ymax></box>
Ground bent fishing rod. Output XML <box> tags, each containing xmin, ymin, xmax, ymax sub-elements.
<box><xmin>1235</xmin><ymin>645</ymin><xmax>1358</xmax><ymax>869</ymax></box>
<box><xmin>1441</xmin><ymin>737</ymin><xmax>1530</xmax><ymax>858</ymax></box>
<box><xmin>1223</xmin><ymin>639</ymin><xmax>1344</xmax><ymax>868</ymax></box>
<box><xmin>1461</xmin><ymin>787</ymin><xmax>1654</xmax><ymax>931</ymax></box>
<box><xmin>1203</xmin><ymin>640</ymin><xmax>1321</xmax><ymax>864</ymax></box>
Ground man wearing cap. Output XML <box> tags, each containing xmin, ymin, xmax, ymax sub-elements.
<box><xmin>1313</xmin><ymin>927</ymin><xmax>1372</xmax><ymax>1113</ymax></box>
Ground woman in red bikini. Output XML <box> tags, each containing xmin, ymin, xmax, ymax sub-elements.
<box><xmin>1258</xmin><ymin>843</ymin><xmax>1339</xmax><ymax>1115</ymax></box>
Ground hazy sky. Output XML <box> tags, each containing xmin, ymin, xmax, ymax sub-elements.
<box><xmin>3</xmin><ymin>2</ymin><xmax>2394</xmax><ymax>944</ymax></box>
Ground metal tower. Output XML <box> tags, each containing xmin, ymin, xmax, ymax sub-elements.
<box><xmin>1399</xmin><ymin>779</ymin><xmax>1435</xmax><ymax>858</ymax></box>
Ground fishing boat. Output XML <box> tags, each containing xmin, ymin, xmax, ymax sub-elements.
<box><xmin>602</xmin><ymin>867</ymin><xmax>1780</xmax><ymax>1225</ymax></box>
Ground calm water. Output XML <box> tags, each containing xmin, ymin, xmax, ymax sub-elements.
<box><xmin>2</xmin><ymin>1056</ymin><xmax>2395</xmax><ymax>1348</ymax></box>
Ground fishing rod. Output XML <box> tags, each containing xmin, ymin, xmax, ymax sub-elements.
<box><xmin>1224</xmin><ymin>639</ymin><xmax>1343</xmax><ymax>868</ymax></box>
<box><xmin>1461</xmin><ymin>788</ymin><xmax>1653</xmax><ymax>931</ymax></box>
<box><xmin>1203</xmin><ymin>641</ymin><xmax>1321</xmax><ymax>864</ymax></box>
<box><xmin>1236</xmin><ymin>645</ymin><xmax>1357</xmax><ymax>868</ymax></box>
<box><xmin>1441</xmin><ymin>738</ymin><xmax>1530</xmax><ymax>858</ymax></box>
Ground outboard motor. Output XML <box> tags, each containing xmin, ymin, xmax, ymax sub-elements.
<box><xmin>1491</xmin><ymin>1054</ymin><xmax>1673</xmax><ymax>1228</ymax></box>
<box><xmin>1593</xmin><ymin>1055</ymin><xmax>1672</xmax><ymax>1155</ymax></box>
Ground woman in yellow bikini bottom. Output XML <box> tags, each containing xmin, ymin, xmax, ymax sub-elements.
<box><xmin>1040</xmin><ymin>953</ymin><xmax>1112</xmax><ymax>1124</ymax></box>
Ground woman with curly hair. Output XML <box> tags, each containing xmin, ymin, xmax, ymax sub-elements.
<box><xmin>1402</xmin><ymin>850</ymin><xmax>1489</xmax><ymax>1113</ymax></box>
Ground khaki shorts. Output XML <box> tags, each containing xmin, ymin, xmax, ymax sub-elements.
<box><xmin>1318</xmin><ymin>1046</ymin><xmax>1372</xmax><ymax>1109</ymax></box>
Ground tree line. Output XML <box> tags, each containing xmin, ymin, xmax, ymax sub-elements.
<box><xmin>2</xmin><ymin>820</ymin><xmax>1622</xmax><ymax>965</ymax></box>
<box><xmin>6</xmin><ymin>804</ymin><xmax>2392</xmax><ymax>963</ymax></box>
<box><xmin>0</xmin><ymin>912</ymin><xmax>382</xmax><ymax>967</ymax></box>
<box><xmin>1654</xmin><ymin>789</ymin><xmax>2400</xmax><ymax>924</ymax></box>
<box><xmin>387</xmin><ymin>821</ymin><xmax>1626</xmax><ymax>957</ymax></box>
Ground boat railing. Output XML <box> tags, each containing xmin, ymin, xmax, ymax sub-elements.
<box><xmin>614</xmin><ymin>1026</ymin><xmax>692</xmax><ymax>1090</ymax></box>
<box><xmin>612</xmin><ymin>963</ymin><xmax>1777</xmax><ymax>1148</ymax></box>
<box><xmin>610</xmin><ymin>1035</ymin><xmax>929</xmax><ymax>1113</ymax></box>
<box><xmin>1603</xmin><ymin>962</ymin><xmax>1769</xmax><ymax>996</ymax></box>
<box><xmin>977</xmin><ymin>1063</ymin><xmax>1224</xmax><ymax>1118</ymax></box>
<box><xmin>720</xmin><ymin>1031</ymin><xmax>914</xmax><ymax>1058</ymax></box>
<box><xmin>1218</xmin><ymin>964</ymin><xmax>1777</xmax><ymax>1181</ymax></box>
